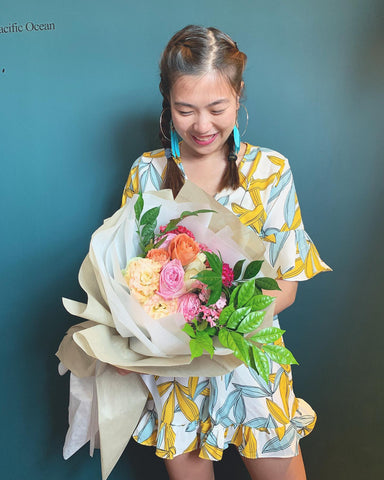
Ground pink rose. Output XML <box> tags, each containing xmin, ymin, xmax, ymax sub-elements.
<box><xmin>158</xmin><ymin>259</ymin><xmax>185</xmax><ymax>300</ymax></box>
<box><xmin>178</xmin><ymin>293</ymin><xmax>201</xmax><ymax>322</ymax></box>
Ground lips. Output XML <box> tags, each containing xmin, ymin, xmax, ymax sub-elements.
<box><xmin>191</xmin><ymin>133</ymin><xmax>218</xmax><ymax>146</ymax></box>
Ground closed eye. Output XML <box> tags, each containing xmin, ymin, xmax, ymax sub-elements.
<box><xmin>177</xmin><ymin>110</ymin><xmax>193</xmax><ymax>116</ymax></box>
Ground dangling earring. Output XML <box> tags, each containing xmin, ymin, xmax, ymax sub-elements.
<box><xmin>170</xmin><ymin>122</ymin><xmax>180</xmax><ymax>158</ymax></box>
<box><xmin>233</xmin><ymin>124</ymin><xmax>241</xmax><ymax>154</ymax></box>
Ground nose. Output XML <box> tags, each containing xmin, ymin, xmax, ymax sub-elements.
<box><xmin>193</xmin><ymin>113</ymin><xmax>212</xmax><ymax>134</ymax></box>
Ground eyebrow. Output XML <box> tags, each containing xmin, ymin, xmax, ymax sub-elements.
<box><xmin>174</xmin><ymin>99</ymin><xmax>230</xmax><ymax>108</ymax></box>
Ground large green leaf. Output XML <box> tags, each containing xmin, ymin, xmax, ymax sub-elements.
<box><xmin>238</xmin><ymin>280</ymin><xmax>255</xmax><ymax>307</ymax></box>
<box><xmin>262</xmin><ymin>344</ymin><xmax>298</xmax><ymax>365</ymax></box>
<box><xmin>193</xmin><ymin>270</ymin><xmax>222</xmax><ymax>304</ymax></box>
<box><xmin>233</xmin><ymin>259</ymin><xmax>245</xmax><ymax>281</ymax></box>
<box><xmin>218</xmin><ymin>329</ymin><xmax>249</xmax><ymax>364</ymax></box>
<box><xmin>229</xmin><ymin>284</ymin><xmax>240</xmax><ymax>306</ymax></box>
<box><xmin>226</xmin><ymin>306</ymin><xmax>252</xmax><ymax>329</ymax></box>
<box><xmin>246</xmin><ymin>295</ymin><xmax>274</xmax><ymax>311</ymax></box>
<box><xmin>134</xmin><ymin>192</ymin><xmax>144</xmax><ymax>221</ymax></box>
<box><xmin>243</xmin><ymin>261</ymin><xmax>263</xmax><ymax>279</ymax></box>
<box><xmin>236</xmin><ymin>310</ymin><xmax>266</xmax><ymax>334</ymax></box>
<box><xmin>204</xmin><ymin>251</ymin><xmax>223</xmax><ymax>273</ymax></box>
<box><xmin>182</xmin><ymin>323</ymin><xmax>196</xmax><ymax>338</ymax></box>
<box><xmin>255</xmin><ymin>277</ymin><xmax>281</xmax><ymax>291</ymax></box>
<box><xmin>140</xmin><ymin>206</ymin><xmax>161</xmax><ymax>226</ymax></box>
<box><xmin>141</xmin><ymin>221</ymin><xmax>157</xmax><ymax>245</ymax></box>
<box><xmin>250</xmin><ymin>347</ymin><xmax>270</xmax><ymax>383</ymax></box>
<box><xmin>190</xmin><ymin>331</ymin><xmax>214</xmax><ymax>359</ymax></box>
<box><xmin>249</xmin><ymin>327</ymin><xmax>285</xmax><ymax>344</ymax></box>
<box><xmin>218</xmin><ymin>304</ymin><xmax>235</xmax><ymax>325</ymax></box>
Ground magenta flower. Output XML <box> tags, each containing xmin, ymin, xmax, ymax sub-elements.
<box><xmin>158</xmin><ymin>259</ymin><xmax>185</xmax><ymax>300</ymax></box>
<box><xmin>222</xmin><ymin>263</ymin><xmax>234</xmax><ymax>287</ymax></box>
<box><xmin>178</xmin><ymin>293</ymin><xmax>201</xmax><ymax>322</ymax></box>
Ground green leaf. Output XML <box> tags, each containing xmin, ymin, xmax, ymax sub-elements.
<box><xmin>204</xmin><ymin>251</ymin><xmax>223</xmax><ymax>273</ymax></box>
<box><xmin>134</xmin><ymin>192</ymin><xmax>144</xmax><ymax>221</ymax></box>
<box><xmin>218</xmin><ymin>329</ymin><xmax>250</xmax><ymax>365</ymax></box>
<box><xmin>205</xmin><ymin>326</ymin><xmax>218</xmax><ymax>336</ymax></box>
<box><xmin>243</xmin><ymin>260</ymin><xmax>263</xmax><ymax>279</ymax></box>
<box><xmin>233</xmin><ymin>259</ymin><xmax>245</xmax><ymax>281</ymax></box>
<box><xmin>153</xmin><ymin>236</ymin><xmax>167</xmax><ymax>249</ymax></box>
<box><xmin>182</xmin><ymin>323</ymin><xmax>196</xmax><ymax>338</ymax></box>
<box><xmin>190</xmin><ymin>331</ymin><xmax>215</xmax><ymax>359</ymax></box>
<box><xmin>226</xmin><ymin>306</ymin><xmax>252</xmax><ymax>329</ymax></box>
<box><xmin>236</xmin><ymin>310</ymin><xmax>265</xmax><ymax>334</ymax></box>
<box><xmin>180</xmin><ymin>209</ymin><xmax>216</xmax><ymax>219</ymax></box>
<box><xmin>140</xmin><ymin>206</ymin><xmax>161</xmax><ymax>226</ymax></box>
<box><xmin>229</xmin><ymin>284</ymin><xmax>241</xmax><ymax>306</ymax></box>
<box><xmin>189</xmin><ymin>338</ymin><xmax>204</xmax><ymax>359</ymax></box>
<box><xmin>218</xmin><ymin>305</ymin><xmax>235</xmax><ymax>325</ymax></box>
<box><xmin>162</xmin><ymin>209</ymin><xmax>216</xmax><ymax>234</ymax></box>
<box><xmin>246</xmin><ymin>295</ymin><xmax>274</xmax><ymax>311</ymax></box>
<box><xmin>238</xmin><ymin>279</ymin><xmax>255</xmax><ymax>307</ymax></box>
<box><xmin>249</xmin><ymin>327</ymin><xmax>285</xmax><ymax>344</ymax></box>
<box><xmin>262</xmin><ymin>344</ymin><xmax>298</xmax><ymax>365</ymax></box>
<box><xmin>141</xmin><ymin>221</ymin><xmax>157</xmax><ymax>245</ymax></box>
<box><xmin>193</xmin><ymin>270</ymin><xmax>223</xmax><ymax>305</ymax></box>
<box><xmin>250</xmin><ymin>347</ymin><xmax>270</xmax><ymax>383</ymax></box>
<box><xmin>255</xmin><ymin>277</ymin><xmax>281</xmax><ymax>291</ymax></box>
<box><xmin>197</xmin><ymin>319</ymin><xmax>208</xmax><ymax>331</ymax></box>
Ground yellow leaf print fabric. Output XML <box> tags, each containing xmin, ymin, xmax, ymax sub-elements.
<box><xmin>125</xmin><ymin>144</ymin><xmax>328</xmax><ymax>460</ymax></box>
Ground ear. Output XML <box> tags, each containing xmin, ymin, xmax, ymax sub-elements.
<box><xmin>236</xmin><ymin>81</ymin><xmax>245</xmax><ymax>109</ymax></box>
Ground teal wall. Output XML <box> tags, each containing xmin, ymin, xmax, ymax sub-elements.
<box><xmin>1</xmin><ymin>1</ymin><xmax>383</xmax><ymax>478</ymax></box>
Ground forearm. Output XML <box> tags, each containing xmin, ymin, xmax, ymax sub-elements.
<box><xmin>263</xmin><ymin>279</ymin><xmax>298</xmax><ymax>315</ymax></box>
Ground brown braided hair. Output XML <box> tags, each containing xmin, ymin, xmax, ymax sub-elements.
<box><xmin>159</xmin><ymin>25</ymin><xmax>247</xmax><ymax>197</ymax></box>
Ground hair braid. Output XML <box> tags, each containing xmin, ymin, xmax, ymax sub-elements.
<box><xmin>159</xmin><ymin>98</ymin><xmax>185</xmax><ymax>197</ymax></box>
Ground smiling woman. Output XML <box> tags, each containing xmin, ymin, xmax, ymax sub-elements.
<box><xmin>119</xmin><ymin>24</ymin><xmax>331</xmax><ymax>480</ymax></box>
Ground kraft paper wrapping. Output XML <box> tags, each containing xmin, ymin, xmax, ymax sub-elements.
<box><xmin>56</xmin><ymin>181</ymin><xmax>276</xmax><ymax>479</ymax></box>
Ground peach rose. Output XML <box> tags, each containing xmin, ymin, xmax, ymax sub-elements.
<box><xmin>146</xmin><ymin>248</ymin><xmax>170</xmax><ymax>267</ymax></box>
<box><xmin>168</xmin><ymin>233</ymin><xmax>200</xmax><ymax>266</ymax></box>
<box><xmin>143</xmin><ymin>294</ymin><xmax>178</xmax><ymax>319</ymax></box>
<box><xmin>123</xmin><ymin>258</ymin><xmax>161</xmax><ymax>303</ymax></box>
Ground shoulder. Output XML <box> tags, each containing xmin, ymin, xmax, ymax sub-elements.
<box><xmin>241</xmin><ymin>143</ymin><xmax>292</xmax><ymax>188</ymax></box>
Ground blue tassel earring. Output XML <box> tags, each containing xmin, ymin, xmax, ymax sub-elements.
<box><xmin>170</xmin><ymin>122</ymin><xmax>181</xmax><ymax>159</ymax></box>
<box><xmin>233</xmin><ymin>124</ymin><xmax>241</xmax><ymax>154</ymax></box>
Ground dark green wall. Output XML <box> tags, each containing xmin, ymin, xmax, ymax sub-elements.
<box><xmin>1</xmin><ymin>1</ymin><xmax>383</xmax><ymax>478</ymax></box>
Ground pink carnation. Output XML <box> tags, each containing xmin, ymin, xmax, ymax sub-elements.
<box><xmin>158</xmin><ymin>259</ymin><xmax>185</xmax><ymax>300</ymax></box>
<box><xmin>178</xmin><ymin>293</ymin><xmax>201</xmax><ymax>322</ymax></box>
<box><xmin>222</xmin><ymin>263</ymin><xmax>234</xmax><ymax>287</ymax></box>
<box><xmin>159</xmin><ymin>225</ymin><xmax>195</xmax><ymax>239</ymax></box>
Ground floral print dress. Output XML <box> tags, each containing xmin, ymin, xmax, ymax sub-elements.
<box><xmin>121</xmin><ymin>143</ymin><xmax>331</xmax><ymax>460</ymax></box>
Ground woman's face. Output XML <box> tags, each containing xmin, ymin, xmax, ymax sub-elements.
<box><xmin>170</xmin><ymin>71</ymin><xmax>240</xmax><ymax>159</ymax></box>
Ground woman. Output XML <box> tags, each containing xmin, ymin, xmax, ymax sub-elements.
<box><xmin>120</xmin><ymin>25</ymin><xmax>330</xmax><ymax>480</ymax></box>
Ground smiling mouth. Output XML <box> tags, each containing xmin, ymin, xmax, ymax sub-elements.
<box><xmin>191</xmin><ymin>133</ymin><xmax>218</xmax><ymax>145</ymax></box>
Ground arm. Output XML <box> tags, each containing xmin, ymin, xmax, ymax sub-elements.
<box><xmin>263</xmin><ymin>279</ymin><xmax>298</xmax><ymax>315</ymax></box>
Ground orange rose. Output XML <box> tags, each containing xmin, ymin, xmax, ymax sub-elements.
<box><xmin>146</xmin><ymin>248</ymin><xmax>170</xmax><ymax>266</ymax></box>
<box><xmin>168</xmin><ymin>233</ymin><xmax>200</xmax><ymax>266</ymax></box>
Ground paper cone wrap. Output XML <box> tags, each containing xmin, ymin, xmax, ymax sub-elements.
<box><xmin>56</xmin><ymin>181</ymin><xmax>276</xmax><ymax>479</ymax></box>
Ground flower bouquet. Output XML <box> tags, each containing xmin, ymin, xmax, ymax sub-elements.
<box><xmin>56</xmin><ymin>181</ymin><xmax>296</xmax><ymax>479</ymax></box>
<box><xmin>126</xmin><ymin>191</ymin><xmax>297</xmax><ymax>382</ymax></box>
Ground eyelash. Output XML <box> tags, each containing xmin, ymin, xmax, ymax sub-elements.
<box><xmin>177</xmin><ymin>110</ymin><xmax>225</xmax><ymax>116</ymax></box>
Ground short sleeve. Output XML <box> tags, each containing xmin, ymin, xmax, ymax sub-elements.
<box><xmin>259</xmin><ymin>156</ymin><xmax>331</xmax><ymax>281</ymax></box>
<box><xmin>121</xmin><ymin>157</ymin><xmax>141</xmax><ymax>207</ymax></box>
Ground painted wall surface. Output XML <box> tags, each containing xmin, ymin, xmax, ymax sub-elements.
<box><xmin>1</xmin><ymin>1</ymin><xmax>383</xmax><ymax>479</ymax></box>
